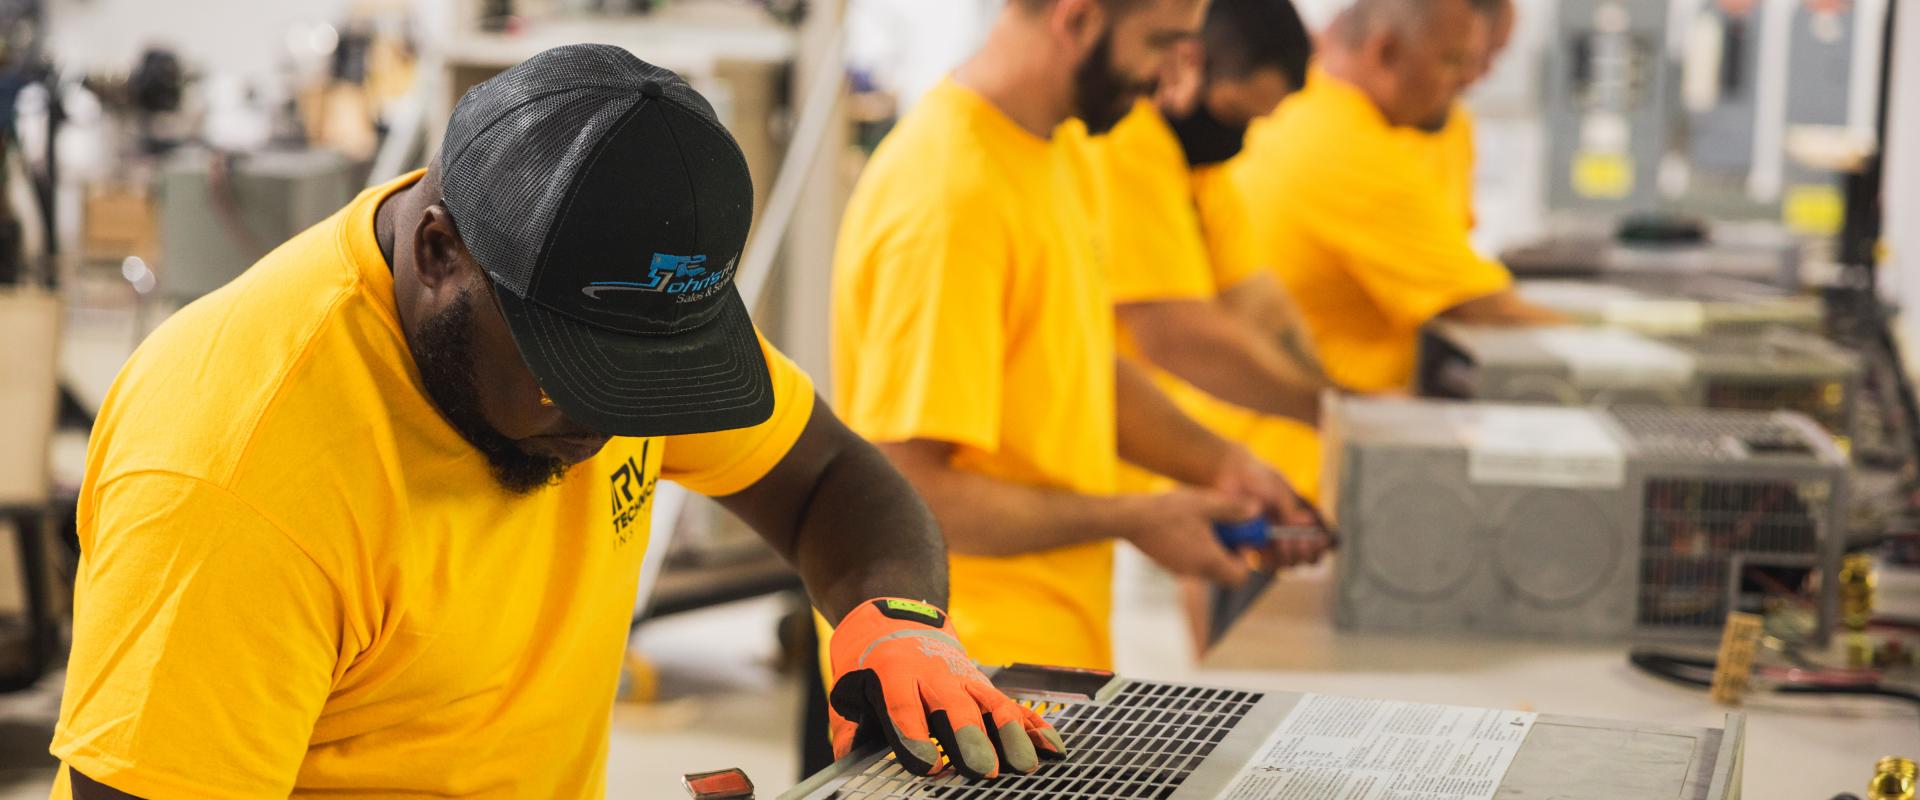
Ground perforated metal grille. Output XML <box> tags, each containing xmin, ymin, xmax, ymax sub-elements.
<box><xmin>823</xmin><ymin>681</ymin><xmax>1262</xmax><ymax>799</ymax></box>
<box><xmin>1610</xmin><ymin>406</ymin><xmax>1811</xmax><ymax>461</ymax></box>
<box><xmin>1637</xmin><ymin>477</ymin><xmax>1830</xmax><ymax>631</ymax></box>
<box><xmin>1702</xmin><ymin>379</ymin><xmax>1851</xmax><ymax>438</ymax></box>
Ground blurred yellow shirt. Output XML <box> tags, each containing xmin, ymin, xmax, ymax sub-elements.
<box><xmin>51</xmin><ymin>172</ymin><xmax>816</xmax><ymax>800</ymax></box>
<box><xmin>831</xmin><ymin>78</ymin><xmax>1118</xmax><ymax>670</ymax></box>
<box><xmin>1099</xmin><ymin>102</ymin><xmax>1323</xmax><ymax>502</ymax></box>
<box><xmin>1190</xmin><ymin>162</ymin><xmax>1265</xmax><ymax>291</ymax></box>
<box><xmin>1231</xmin><ymin>69</ymin><xmax>1512</xmax><ymax>393</ymax></box>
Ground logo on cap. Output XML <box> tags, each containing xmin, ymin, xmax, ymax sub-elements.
<box><xmin>582</xmin><ymin>252</ymin><xmax>734</xmax><ymax>300</ymax></box>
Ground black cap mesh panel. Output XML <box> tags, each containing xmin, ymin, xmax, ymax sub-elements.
<box><xmin>441</xmin><ymin>43</ymin><xmax>682</xmax><ymax>295</ymax></box>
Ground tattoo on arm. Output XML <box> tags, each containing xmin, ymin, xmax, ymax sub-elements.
<box><xmin>1277</xmin><ymin>328</ymin><xmax>1332</xmax><ymax>386</ymax></box>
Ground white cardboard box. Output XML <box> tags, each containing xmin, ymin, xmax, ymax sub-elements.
<box><xmin>0</xmin><ymin>289</ymin><xmax>59</xmax><ymax>506</ymax></box>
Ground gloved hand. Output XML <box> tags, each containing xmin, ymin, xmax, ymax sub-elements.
<box><xmin>827</xmin><ymin>598</ymin><xmax>1066</xmax><ymax>780</ymax></box>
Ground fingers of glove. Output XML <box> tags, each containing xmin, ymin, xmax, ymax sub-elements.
<box><xmin>880</xmin><ymin>674</ymin><xmax>945</xmax><ymax>775</ymax></box>
<box><xmin>832</xmin><ymin>669</ymin><xmax>943</xmax><ymax>775</ymax></box>
<box><xmin>1020</xmin><ymin>704</ymin><xmax>1068</xmax><ymax>761</ymax></box>
<box><xmin>923</xmin><ymin>682</ymin><xmax>999</xmax><ymax>780</ymax></box>
<box><xmin>828</xmin><ymin>705</ymin><xmax>859</xmax><ymax>760</ymax></box>
<box><xmin>964</xmin><ymin>682</ymin><xmax>1040</xmax><ymax>774</ymax></box>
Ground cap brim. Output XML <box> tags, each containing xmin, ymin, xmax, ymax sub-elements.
<box><xmin>495</xmin><ymin>284</ymin><xmax>775</xmax><ymax>438</ymax></box>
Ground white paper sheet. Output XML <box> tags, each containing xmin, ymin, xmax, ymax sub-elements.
<box><xmin>1457</xmin><ymin>406</ymin><xmax>1627</xmax><ymax>489</ymax></box>
<box><xmin>1222</xmin><ymin>694</ymin><xmax>1538</xmax><ymax>800</ymax></box>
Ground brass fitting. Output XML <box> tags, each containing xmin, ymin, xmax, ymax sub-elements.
<box><xmin>1870</xmin><ymin>755</ymin><xmax>1917</xmax><ymax>800</ymax></box>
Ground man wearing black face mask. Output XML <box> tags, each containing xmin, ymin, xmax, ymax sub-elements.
<box><xmin>830</xmin><ymin>0</ymin><xmax>1322</xmax><ymax>685</ymax></box>
<box><xmin>1101</xmin><ymin>0</ymin><xmax>1338</xmax><ymax>513</ymax></box>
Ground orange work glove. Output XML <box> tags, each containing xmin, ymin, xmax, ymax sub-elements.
<box><xmin>827</xmin><ymin>598</ymin><xmax>1066</xmax><ymax>780</ymax></box>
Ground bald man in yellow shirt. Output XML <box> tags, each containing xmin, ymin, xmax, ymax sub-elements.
<box><xmin>832</xmin><ymin>0</ymin><xmax>1323</xmax><ymax>675</ymax></box>
<box><xmin>1404</xmin><ymin>0</ymin><xmax>1516</xmax><ymax>229</ymax></box>
<box><xmin>1232</xmin><ymin>0</ymin><xmax>1561</xmax><ymax>395</ymax></box>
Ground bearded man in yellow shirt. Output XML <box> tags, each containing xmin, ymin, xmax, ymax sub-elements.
<box><xmin>1232</xmin><ymin>0</ymin><xmax>1561</xmax><ymax>395</ymax></box>
<box><xmin>833</xmin><ymin>0</ymin><xmax>1325</xmax><ymax>676</ymax></box>
<box><xmin>54</xmin><ymin>46</ymin><xmax>1061</xmax><ymax>799</ymax></box>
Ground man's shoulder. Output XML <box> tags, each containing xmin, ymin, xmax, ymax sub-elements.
<box><xmin>90</xmin><ymin>219</ymin><xmax>392</xmax><ymax>490</ymax></box>
<box><xmin>1242</xmin><ymin>97</ymin><xmax>1422</xmax><ymax>199</ymax></box>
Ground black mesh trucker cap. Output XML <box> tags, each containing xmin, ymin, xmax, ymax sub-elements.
<box><xmin>439</xmin><ymin>43</ymin><xmax>770</xmax><ymax>438</ymax></box>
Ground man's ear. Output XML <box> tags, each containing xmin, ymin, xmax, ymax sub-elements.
<box><xmin>413</xmin><ymin>204</ymin><xmax>479</xmax><ymax>295</ymax></box>
<box><xmin>1051</xmin><ymin>0</ymin><xmax>1107</xmax><ymax>58</ymax></box>
<box><xmin>1368</xmin><ymin>27</ymin><xmax>1403</xmax><ymax>72</ymax></box>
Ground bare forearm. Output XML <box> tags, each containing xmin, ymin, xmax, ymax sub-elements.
<box><xmin>720</xmin><ymin>397</ymin><xmax>948</xmax><ymax>624</ymax></box>
<box><xmin>1114</xmin><ymin>357</ymin><xmax>1233</xmax><ymax>487</ymax></box>
<box><xmin>1442</xmin><ymin>289</ymin><xmax>1569</xmax><ymax>325</ymax></box>
<box><xmin>877</xmin><ymin>441</ymin><xmax>1146</xmax><ymax>557</ymax></box>
<box><xmin>1120</xmin><ymin>301</ymin><xmax>1326</xmax><ymax>422</ymax></box>
<box><xmin>795</xmin><ymin>438</ymin><xmax>948</xmax><ymax>622</ymax></box>
<box><xmin>1218</xmin><ymin>275</ymin><xmax>1336</xmax><ymax>387</ymax></box>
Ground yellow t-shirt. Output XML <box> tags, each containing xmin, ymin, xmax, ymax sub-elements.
<box><xmin>1098</xmin><ymin>102</ymin><xmax>1322</xmax><ymax>502</ymax></box>
<box><xmin>1231</xmin><ymin>69</ymin><xmax>1512</xmax><ymax>393</ymax></box>
<box><xmin>1402</xmin><ymin>101</ymin><xmax>1477</xmax><ymax>229</ymax></box>
<box><xmin>831</xmin><ymin>77</ymin><xmax>1117</xmax><ymax>670</ymax></box>
<box><xmin>1103</xmin><ymin>101</ymin><xmax>1215</xmax><ymax>306</ymax></box>
<box><xmin>1190</xmin><ymin>163</ymin><xmax>1265</xmax><ymax>291</ymax></box>
<box><xmin>51</xmin><ymin>172</ymin><xmax>816</xmax><ymax>800</ymax></box>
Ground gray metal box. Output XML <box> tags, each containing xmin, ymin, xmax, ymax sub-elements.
<box><xmin>784</xmin><ymin>672</ymin><xmax>1745</xmax><ymax>799</ymax></box>
<box><xmin>1419</xmin><ymin>323</ymin><xmax>1861</xmax><ymax>446</ymax></box>
<box><xmin>1500</xmin><ymin>228</ymin><xmax>1804</xmax><ymax>291</ymax></box>
<box><xmin>1324</xmin><ymin>397</ymin><xmax>1846</xmax><ymax>643</ymax></box>
<box><xmin>1517</xmin><ymin>276</ymin><xmax>1822</xmax><ymax>335</ymax></box>
<box><xmin>158</xmin><ymin>149</ymin><xmax>358</xmax><ymax>300</ymax></box>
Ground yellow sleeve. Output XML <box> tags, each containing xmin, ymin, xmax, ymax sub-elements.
<box><xmin>1101</xmin><ymin>104</ymin><xmax>1215</xmax><ymax>304</ymax></box>
<box><xmin>1313</xmin><ymin>149</ymin><xmax>1512</xmax><ymax>329</ymax></box>
<box><xmin>660</xmin><ymin>332</ymin><xmax>816</xmax><ymax>496</ymax></box>
<box><xmin>836</xmin><ymin>191</ymin><xmax>1010</xmax><ymax>454</ymax></box>
<box><xmin>1191</xmin><ymin>164</ymin><xmax>1263</xmax><ymax>289</ymax></box>
<box><xmin>54</xmin><ymin>472</ymin><xmax>346</xmax><ymax>800</ymax></box>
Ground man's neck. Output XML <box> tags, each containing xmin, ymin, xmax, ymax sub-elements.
<box><xmin>952</xmin><ymin>15</ymin><xmax>1075</xmax><ymax>138</ymax></box>
<box><xmin>374</xmin><ymin>183</ymin><xmax>414</xmax><ymax>271</ymax></box>
<box><xmin>1316</xmin><ymin>50</ymin><xmax>1395</xmax><ymax>126</ymax></box>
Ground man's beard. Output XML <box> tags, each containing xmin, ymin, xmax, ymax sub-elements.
<box><xmin>1073</xmin><ymin>32</ymin><xmax>1145</xmax><ymax>135</ymax></box>
<box><xmin>410</xmin><ymin>287</ymin><xmax>570</xmax><ymax>494</ymax></box>
<box><xmin>1417</xmin><ymin>105</ymin><xmax>1453</xmax><ymax>133</ymax></box>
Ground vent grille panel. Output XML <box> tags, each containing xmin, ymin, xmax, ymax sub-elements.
<box><xmin>1637</xmin><ymin>477</ymin><xmax>1829</xmax><ymax>631</ymax></box>
<box><xmin>824</xmin><ymin>681</ymin><xmax>1261</xmax><ymax>799</ymax></box>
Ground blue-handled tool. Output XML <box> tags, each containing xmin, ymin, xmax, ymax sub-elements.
<box><xmin>1212</xmin><ymin>518</ymin><xmax>1272</xmax><ymax>549</ymax></box>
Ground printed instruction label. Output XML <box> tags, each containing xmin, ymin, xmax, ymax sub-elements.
<box><xmin>1222</xmin><ymin>694</ymin><xmax>1537</xmax><ymax>800</ymax></box>
<box><xmin>1457</xmin><ymin>406</ymin><xmax>1627</xmax><ymax>489</ymax></box>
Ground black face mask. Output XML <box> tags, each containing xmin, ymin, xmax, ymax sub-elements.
<box><xmin>1165</xmin><ymin>100</ymin><xmax>1247</xmax><ymax>167</ymax></box>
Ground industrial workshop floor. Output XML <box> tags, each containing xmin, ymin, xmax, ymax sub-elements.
<box><xmin>0</xmin><ymin>548</ymin><xmax>1191</xmax><ymax>798</ymax></box>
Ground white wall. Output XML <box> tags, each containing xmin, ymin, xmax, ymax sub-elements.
<box><xmin>46</xmin><ymin>0</ymin><xmax>368</xmax><ymax>84</ymax></box>
<box><xmin>1885</xmin><ymin>0</ymin><xmax>1920</xmax><ymax>356</ymax></box>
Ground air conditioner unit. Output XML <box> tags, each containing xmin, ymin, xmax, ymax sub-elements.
<box><xmin>782</xmin><ymin>666</ymin><xmax>1745</xmax><ymax>799</ymax></box>
<box><xmin>1517</xmin><ymin>277</ymin><xmax>1822</xmax><ymax>335</ymax></box>
<box><xmin>1322</xmin><ymin>397</ymin><xmax>1846</xmax><ymax>643</ymax></box>
<box><xmin>1419</xmin><ymin>323</ymin><xmax>1861</xmax><ymax>448</ymax></box>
